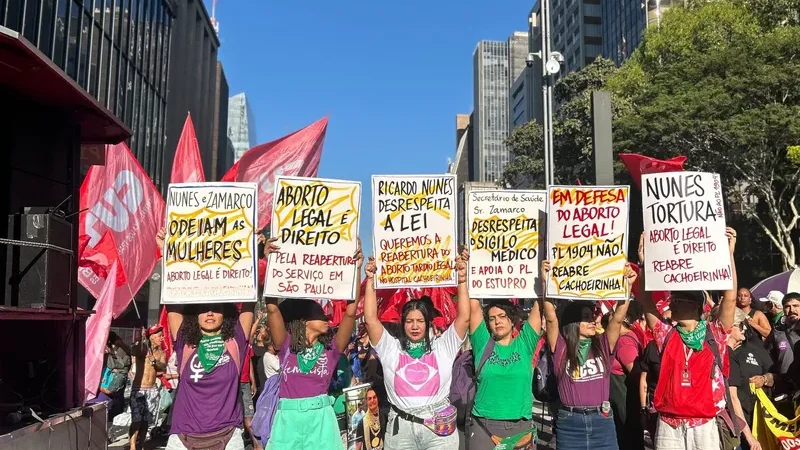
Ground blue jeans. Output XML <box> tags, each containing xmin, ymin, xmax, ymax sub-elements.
<box><xmin>555</xmin><ymin>408</ymin><xmax>618</xmax><ymax>450</ymax></box>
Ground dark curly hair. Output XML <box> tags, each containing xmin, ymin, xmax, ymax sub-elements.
<box><xmin>288</xmin><ymin>319</ymin><xmax>332</xmax><ymax>354</ymax></box>
<box><xmin>483</xmin><ymin>299</ymin><xmax>523</xmax><ymax>335</ymax></box>
<box><xmin>178</xmin><ymin>303</ymin><xmax>238</xmax><ymax>347</ymax></box>
<box><xmin>399</xmin><ymin>299</ymin><xmax>434</xmax><ymax>355</ymax></box>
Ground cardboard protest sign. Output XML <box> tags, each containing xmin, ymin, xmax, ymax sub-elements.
<box><xmin>546</xmin><ymin>186</ymin><xmax>630</xmax><ymax>300</ymax></box>
<box><xmin>372</xmin><ymin>174</ymin><xmax>457</xmax><ymax>289</ymax></box>
<box><xmin>162</xmin><ymin>182</ymin><xmax>258</xmax><ymax>304</ymax></box>
<box><xmin>467</xmin><ymin>190</ymin><xmax>546</xmax><ymax>298</ymax></box>
<box><xmin>266</xmin><ymin>177</ymin><xmax>361</xmax><ymax>300</ymax></box>
<box><xmin>642</xmin><ymin>172</ymin><xmax>731</xmax><ymax>291</ymax></box>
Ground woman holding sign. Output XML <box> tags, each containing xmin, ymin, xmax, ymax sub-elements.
<box><xmin>263</xmin><ymin>237</ymin><xmax>364</xmax><ymax>450</ymax></box>
<box><xmin>540</xmin><ymin>260</ymin><xmax>638</xmax><ymax>450</ymax></box>
<box><xmin>362</xmin><ymin>251</ymin><xmax>471</xmax><ymax>450</ymax></box>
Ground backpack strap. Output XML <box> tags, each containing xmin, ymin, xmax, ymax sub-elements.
<box><xmin>474</xmin><ymin>339</ymin><xmax>496</xmax><ymax>381</ymax></box>
<box><xmin>705</xmin><ymin>325</ymin><xmax>742</xmax><ymax>435</ymax></box>
<box><xmin>465</xmin><ymin>339</ymin><xmax>496</xmax><ymax>450</ymax></box>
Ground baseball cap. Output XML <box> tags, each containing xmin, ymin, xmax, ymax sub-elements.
<box><xmin>759</xmin><ymin>290</ymin><xmax>784</xmax><ymax>309</ymax></box>
<box><xmin>146</xmin><ymin>324</ymin><xmax>163</xmax><ymax>337</ymax></box>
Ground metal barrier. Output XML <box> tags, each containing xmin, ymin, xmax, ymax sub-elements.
<box><xmin>0</xmin><ymin>403</ymin><xmax>108</xmax><ymax>450</ymax></box>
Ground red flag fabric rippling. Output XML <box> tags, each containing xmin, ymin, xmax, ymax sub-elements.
<box><xmin>619</xmin><ymin>153</ymin><xmax>687</xmax><ymax>189</ymax></box>
<box><xmin>170</xmin><ymin>114</ymin><xmax>206</xmax><ymax>184</ymax></box>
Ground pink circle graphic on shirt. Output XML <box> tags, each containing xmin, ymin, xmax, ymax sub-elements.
<box><xmin>404</xmin><ymin>362</ymin><xmax>431</xmax><ymax>384</ymax></box>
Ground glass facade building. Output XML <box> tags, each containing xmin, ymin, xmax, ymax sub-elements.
<box><xmin>227</xmin><ymin>92</ymin><xmax>256</xmax><ymax>161</ymax></box>
<box><xmin>602</xmin><ymin>0</ymin><xmax>680</xmax><ymax>66</ymax></box>
<box><xmin>0</xmin><ymin>0</ymin><xmax>173</xmax><ymax>188</ymax></box>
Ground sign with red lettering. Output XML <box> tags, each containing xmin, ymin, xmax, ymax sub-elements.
<box><xmin>467</xmin><ymin>190</ymin><xmax>546</xmax><ymax>298</ymax></box>
<box><xmin>372</xmin><ymin>174</ymin><xmax>457</xmax><ymax>289</ymax></box>
<box><xmin>161</xmin><ymin>183</ymin><xmax>259</xmax><ymax>304</ymax></box>
<box><xmin>546</xmin><ymin>186</ymin><xmax>630</xmax><ymax>300</ymax></box>
<box><xmin>266</xmin><ymin>177</ymin><xmax>361</xmax><ymax>300</ymax></box>
<box><xmin>642</xmin><ymin>172</ymin><xmax>731</xmax><ymax>291</ymax></box>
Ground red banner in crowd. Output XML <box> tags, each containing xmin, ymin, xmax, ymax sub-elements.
<box><xmin>79</xmin><ymin>143</ymin><xmax>165</xmax><ymax>317</ymax></box>
<box><xmin>221</xmin><ymin>117</ymin><xmax>328</xmax><ymax>228</ymax></box>
<box><xmin>78</xmin><ymin>230</ymin><xmax>128</xmax><ymax>287</ymax></box>
<box><xmin>171</xmin><ymin>114</ymin><xmax>206</xmax><ymax>184</ymax></box>
<box><xmin>619</xmin><ymin>153</ymin><xmax>687</xmax><ymax>189</ymax></box>
<box><xmin>84</xmin><ymin>262</ymin><xmax>120</xmax><ymax>401</ymax></box>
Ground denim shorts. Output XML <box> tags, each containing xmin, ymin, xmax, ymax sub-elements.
<box><xmin>555</xmin><ymin>407</ymin><xmax>618</xmax><ymax>450</ymax></box>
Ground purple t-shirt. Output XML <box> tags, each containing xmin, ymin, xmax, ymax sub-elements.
<box><xmin>554</xmin><ymin>333</ymin><xmax>613</xmax><ymax>408</ymax></box>
<box><xmin>170</xmin><ymin>323</ymin><xmax>247</xmax><ymax>435</ymax></box>
<box><xmin>278</xmin><ymin>333</ymin><xmax>341</xmax><ymax>399</ymax></box>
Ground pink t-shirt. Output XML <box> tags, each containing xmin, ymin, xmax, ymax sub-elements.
<box><xmin>611</xmin><ymin>332</ymin><xmax>641</xmax><ymax>375</ymax></box>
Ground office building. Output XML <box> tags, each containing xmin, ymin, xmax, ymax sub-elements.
<box><xmin>228</xmin><ymin>92</ymin><xmax>257</xmax><ymax>161</ymax></box>
<box><xmin>448</xmin><ymin>113</ymin><xmax>472</xmax><ymax>190</ymax></box>
<box><xmin>212</xmin><ymin>61</ymin><xmax>231</xmax><ymax>179</ymax></box>
<box><xmin>0</xmin><ymin>0</ymin><xmax>174</xmax><ymax>189</ymax></box>
<box><xmin>602</xmin><ymin>0</ymin><xmax>681</xmax><ymax>65</ymax></box>
<box><xmin>164</xmin><ymin>0</ymin><xmax>224</xmax><ymax>188</ymax></box>
<box><xmin>508</xmin><ymin>32</ymin><xmax>530</xmax><ymax>88</ymax></box>
<box><xmin>510</xmin><ymin>66</ymin><xmax>536</xmax><ymax>130</ymax></box>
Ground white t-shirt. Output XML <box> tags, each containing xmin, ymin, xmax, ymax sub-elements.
<box><xmin>372</xmin><ymin>324</ymin><xmax>465</xmax><ymax>412</ymax></box>
<box><xmin>263</xmin><ymin>352</ymin><xmax>280</xmax><ymax>379</ymax></box>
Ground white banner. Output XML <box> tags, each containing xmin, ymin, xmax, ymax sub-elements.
<box><xmin>642</xmin><ymin>171</ymin><xmax>731</xmax><ymax>291</ymax></box>
<box><xmin>266</xmin><ymin>176</ymin><xmax>361</xmax><ymax>300</ymax></box>
<box><xmin>161</xmin><ymin>182</ymin><xmax>258</xmax><ymax>304</ymax></box>
<box><xmin>467</xmin><ymin>190</ymin><xmax>546</xmax><ymax>298</ymax></box>
<box><xmin>372</xmin><ymin>174</ymin><xmax>457</xmax><ymax>289</ymax></box>
<box><xmin>546</xmin><ymin>186</ymin><xmax>630</xmax><ymax>300</ymax></box>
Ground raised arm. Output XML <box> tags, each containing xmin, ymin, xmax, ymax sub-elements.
<box><xmin>334</xmin><ymin>238</ymin><xmax>364</xmax><ymax>353</ymax></box>
<box><xmin>363</xmin><ymin>257</ymin><xmax>384</xmax><ymax>345</ymax></box>
<box><xmin>749</xmin><ymin>310</ymin><xmax>772</xmax><ymax>339</ymax></box>
<box><xmin>469</xmin><ymin>297</ymin><xmax>483</xmax><ymax>334</ymax></box>
<box><xmin>606</xmin><ymin>263</ymin><xmax>637</xmax><ymax>351</ymax></box>
<box><xmin>157</xmin><ymin>227</ymin><xmax>185</xmax><ymax>340</ymax></box>
<box><xmin>541</xmin><ymin>260</ymin><xmax>559</xmax><ymax>352</ymax></box>
<box><xmin>453</xmin><ymin>250</ymin><xmax>471</xmax><ymax>339</ymax></box>
<box><xmin>264</xmin><ymin>237</ymin><xmax>287</xmax><ymax>349</ymax></box>
<box><xmin>637</xmin><ymin>232</ymin><xmax>662</xmax><ymax>331</ymax></box>
<box><xmin>718</xmin><ymin>228</ymin><xmax>738</xmax><ymax>330</ymax></box>
<box><xmin>528</xmin><ymin>294</ymin><xmax>543</xmax><ymax>334</ymax></box>
<box><xmin>239</xmin><ymin>302</ymin><xmax>255</xmax><ymax>339</ymax></box>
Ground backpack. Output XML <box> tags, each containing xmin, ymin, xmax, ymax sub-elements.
<box><xmin>533</xmin><ymin>343</ymin><xmax>559</xmax><ymax>403</ymax></box>
<box><xmin>449</xmin><ymin>340</ymin><xmax>495</xmax><ymax>427</ymax></box>
<box><xmin>251</xmin><ymin>351</ymin><xmax>290</xmax><ymax>447</ymax></box>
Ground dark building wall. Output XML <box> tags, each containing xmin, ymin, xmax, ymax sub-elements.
<box><xmin>0</xmin><ymin>0</ymin><xmax>174</xmax><ymax>190</ymax></box>
<box><xmin>212</xmin><ymin>61</ymin><xmax>229</xmax><ymax>180</ymax></box>
<box><xmin>163</xmin><ymin>0</ymin><xmax>219</xmax><ymax>190</ymax></box>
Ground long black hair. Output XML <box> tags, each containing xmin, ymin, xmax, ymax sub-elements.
<box><xmin>560</xmin><ymin>301</ymin><xmax>606</xmax><ymax>374</ymax></box>
<box><xmin>287</xmin><ymin>319</ymin><xmax>332</xmax><ymax>354</ymax></box>
<box><xmin>178</xmin><ymin>303</ymin><xmax>238</xmax><ymax>347</ymax></box>
<box><xmin>399</xmin><ymin>299</ymin><xmax>434</xmax><ymax>354</ymax></box>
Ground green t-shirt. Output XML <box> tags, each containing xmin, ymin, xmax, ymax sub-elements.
<box><xmin>470</xmin><ymin>320</ymin><xmax>541</xmax><ymax>420</ymax></box>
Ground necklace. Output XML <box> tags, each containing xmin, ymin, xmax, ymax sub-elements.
<box><xmin>365</xmin><ymin>411</ymin><xmax>382</xmax><ymax>449</ymax></box>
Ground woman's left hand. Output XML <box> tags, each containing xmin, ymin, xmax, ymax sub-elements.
<box><xmin>750</xmin><ymin>374</ymin><xmax>768</xmax><ymax>389</ymax></box>
<box><xmin>624</xmin><ymin>262</ymin><xmax>638</xmax><ymax>291</ymax></box>
<box><xmin>456</xmin><ymin>248</ymin><xmax>469</xmax><ymax>284</ymax></box>
<box><xmin>354</xmin><ymin>237</ymin><xmax>364</xmax><ymax>269</ymax></box>
<box><xmin>265</xmin><ymin>236</ymin><xmax>280</xmax><ymax>255</ymax></box>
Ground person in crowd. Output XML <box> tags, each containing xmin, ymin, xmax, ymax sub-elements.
<box><xmin>362</xmin><ymin>251</ymin><xmax>471</xmax><ymax>450</ymax></box>
<box><xmin>357</xmin><ymin>327</ymin><xmax>388</xmax><ymax>410</ymax></box>
<box><xmin>130</xmin><ymin>325</ymin><xmax>167</xmax><ymax>450</ymax></box>
<box><xmin>638</xmin><ymin>338</ymin><xmax>660</xmax><ymax>440</ymax></box>
<box><xmin>760</xmin><ymin>292</ymin><xmax>800</xmax><ymax>417</ymax></box>
<box><xmin>638</xmin><ymin>228</ymin><xmax>739</xmax><ymax>450</ymax></box>
<box><xmin>759</xmin><ymin>291</ymin><xmax>786</xmax><ymax>326</ymax></box>
<box><xmin>99</xmin><ymin>331</ymin><xmax>131</xmax><ymax>419</ymax></box>
<box><xmin>264</xmin><ymin>237</ymin><xmax>363</xmax><ymax>450</ymax></box>
<box><xmin>355</xmin><ymin>388</ymin><xmax>387</xmax><ymax>450</ymax></box>
<box><xmin>240</xmin><ymin>341</ymin><xmax>260</xmax><ymax>450</ymax></box>
<box><xmin>737</xmin><ymin>288</ymin><xmax>771</xmax><ymax>339</ymax></box>
<box><xmin>260</xmin><ymin>331</ymin><xmax>280</xmax><ymax>382</ymax></box>
<box><xmin>540</xmin><ymin>261</ymin><xmax>638</xmax><ymax>450</ymax></box>
<box><xmin>251</xmin><ymin>319</ymin><xmax>269</xmax><ymax>400</ymax></box>
<box><xmin>725</xmin><ymin>308</ymin><xmax>769</xmax><ymax>450</ymax></box>
<box><xmin>465</xmin><ymin>292</ymin><xmax>542</xmax><ymax>450</ymax></box>
<box><xmin>607</xmin><ymin>301</ymin><xmax>645</xmax><ymax>450</ymax></box>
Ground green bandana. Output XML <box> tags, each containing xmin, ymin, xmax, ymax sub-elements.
<box><xmin>771</xmin><ymin>312</ymin><xmax>784</xmax><ymax>325</ymax></box>
<box><xmin>577</xmin><ymin>338</ymin><xmax>592</xmax><ymax>366</ymax></box>
<box><xmin>297</xmin><ymin>341</ymin><xmax>324</xmax><ymax>374</ymax></box>
<box><xmin>677</xmin><ymin>320</ymin><xmax>707</xmax><ymax>351</ymax></box>
<box><xmin>197</xmin><ymin>335</ymin><xmax>225</xmax><ymax>373</ymax></box>
<box><xmin>406</xmin><ymin>341</ymin><xmax>426</xmax><ymax>359</ymax></box>
<box><xmin>494</xmin><ymin>428</ymin><xmax>536</xmax><ymax>450</ymax></box>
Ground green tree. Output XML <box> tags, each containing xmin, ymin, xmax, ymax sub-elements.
<box><xmin>610</xmin><ymin>1</ymin><xmax>800</xmax><ymax>271</ymax></box>
<box><xmin>502</xmin><ymin>121</ymin><xmax>545</xmax><ymax>189</ymax></box>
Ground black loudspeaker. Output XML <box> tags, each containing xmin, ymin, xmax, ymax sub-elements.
<box><xmin>5</xmin><ymin>212</ymin><xmax>72</xmax><ymax>309</ymax></box>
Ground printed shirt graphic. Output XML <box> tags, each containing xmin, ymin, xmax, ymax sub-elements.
<box><xmin>729</xmin><ymin>340</ymin><xmax>773</xmax><ymax>423</ymax></box>
<box><xmin>652</xmin><ymin>320</ymin><xmax>730</xmax><ymax>427</ymax></box>
<box><xmin>277</xmin><ymin>333</ymin><xmax>341</xmax><ymax>399</ymax></box>
<box><xmin>554</xmin><ymin>333</ymin><xmax>613</xmax><ymax>408</ymax></box>
<box><xmin>170</xmin><ymin>323</ymin><xmax>247</xmax><ymax>435</ymax></box>
<box><xmin>372</xmin><ymin>324</ymin><xmax>465</xmax><ymax>412</ymax></box>
<box><xmin>470</xmin><ymin>321</ymin><xmax>540</xmax><ymax>420</ymax></box>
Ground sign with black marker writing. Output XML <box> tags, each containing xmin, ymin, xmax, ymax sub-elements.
<box><xmin>546</xmin><ymin>186</ymin><xmax>630</xmax><ymax>300</ymax></box>
<box><xmin>372</xmin><ymin>174</ymin><xmax>457</xmax><ymax>289</ymax></box>
<box><xmin>642</xmin><ymin>172</ymin><xmax>731</xmax><ymax>291</ymax></box>
<box><xmin>162</xmin><ymin>182</ymin><xmax>258</xmax><ymax>304</ymax></box>
<box><xmin>467</xmin><ymin>190</ymin><xmax>546</xmax><ymax>298</ymax></box>
<box><xmin>266</xmin><ymin>176</ymin><xmax>361</xmax><ymax>300</ymax></box>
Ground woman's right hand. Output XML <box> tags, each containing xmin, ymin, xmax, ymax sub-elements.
<box><xmin>156</xmin><ymin>227</ymin><xmax>166</xmax><ymax>248</ymax></box>
<box><xmin>365</xmin><ymin>257</ymin><xmax>376</xmax><ymax>279</ymax></box>
<box><xmin>541</xmin><ymin>260</ymin><xmax>551</xmax><ymax>293</ymax></box>
<box><xmin>638</xmin><ymin>232</ymin><xmax>645</xmax><ymax>264</ymax></box>
<box><xmin>265</xmin><ymin>236</ymin><xmax>280</xmax><ymax>255</ymax></box>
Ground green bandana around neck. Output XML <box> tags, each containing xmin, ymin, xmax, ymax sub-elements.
<box><xmin>677</xmin><ymin>319</ymin><xmax>707</xmax><ymax>351</ymax></box>
<box><xmin>197</xmin><ymin>334</ymin><xmax>225</xmax><ymax>373</ymax></box>
<box><xmin>406</xmin><ymin>341</ymin><xmax>426</xmax><ymax>359</ymax></box>
<box><xmin>577</xmin><ymin>338</ymin><xmax>592</xmax><ymax>366</ymax></box>
<box><xmin>297</xmin><ymin>341</ymin><xmax>324</xmax><ymax>374</ymax></box>
<box><xmin>771</xmin><ymin>311</ymin><xmax>784</xmax><ymax>325</ymax></box>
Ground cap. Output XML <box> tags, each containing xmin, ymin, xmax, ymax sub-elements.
<box><xmin>146</xmin><ymin>324</ymin><xmax>163</xmax><ymax>337</ymax></box>
<box><xmin>759</xmin><ymin>290</ymin><xmax>784</xmax><ymax>309</ymax></box>
<box><xmin>279</xmin><ymin>299</ymin><xmax>328</xmax><ymax>324</ymax></box>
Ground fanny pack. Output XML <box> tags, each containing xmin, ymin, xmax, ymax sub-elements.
<box><xmin>177</xmin><ymin>426</ymin><xmax>236</xmax><ymax>450</ymax></box>
<box><xmin>391</xmin><ymin>404</ymin><xmax>457</xmax><ymax>437</ymax></box>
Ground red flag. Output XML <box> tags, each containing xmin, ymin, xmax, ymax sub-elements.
<box><xmin>221</xmin><ymin>117</ymin><xmax>328</xmax><ymax>227</ymax></box>
<box><xmin>84</xmin><ymin>263</ymin><xmax>120</xmax><ymax>401</ymax></box>
<box><xmin>171</xmin><ymin>114</ymin><xmax>206</xmax><ymax>183</ymax></box>
<box><xmin>619</xmin><ymin>153</ymin><xmax>687</xmax><ymax>189</ymax></box>
<box><xmin>79</xmin><ymin>143</ymin><xmax>165</xmax><ymax>317</ymax></box>
<box><xmin>158</xmin><ymin>306</ymin><xmax>172</xmax><ymax>360</ymax></box>
<box><xmin>78</xmin><ymin>231</ymin><xmax>128</xmax><ymax>287</ymax></box>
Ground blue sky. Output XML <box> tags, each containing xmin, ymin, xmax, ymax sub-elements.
<box><xmin>212</xmin><ymin>0</ymin><xmax>533</xmax><ymax>258</ymax></box>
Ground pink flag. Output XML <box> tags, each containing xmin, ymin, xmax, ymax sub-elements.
<box><xmin>221</xmin><ymin>117</ymin><xmax>328</xmax><ymax>228</ymax></box>
<box><xmin>171</xmin><ymin>114</ymin><xmax>206</xmax><ymax>183</ymax></box>
<box><xmin>79</xmin><ymin>143</ymin><xmax>165</xmax><ymax>317</ymax></box>
<box><xmin>84</xmin><ymin>262</ymin><xmax>120</xmax><ymax>402</ymax></box>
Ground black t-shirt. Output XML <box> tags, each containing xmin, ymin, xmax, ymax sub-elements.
<box><xmin>638</xmin><ymin>339</ymin><xmax>661</xmax><ymax>399</ymax></box>
<box><xmin>354</xmin><ymin>412</ymin><xmax>387</xmax><ymax>450</ymax></box>
<box><xmin>729</xmin><ymin>340</ymin><xmax>773</xmax><ymax>423</ymax></box>
<box><xmin>252</xmin><ymin>344</ymin><xmax>268</xmax><ymax>395</ymax></box>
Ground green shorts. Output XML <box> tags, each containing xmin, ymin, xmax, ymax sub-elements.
<box><xmin>266</xmin><ymin>394</ymin><xmax>344</xmax><ymax>450</ymax></box>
